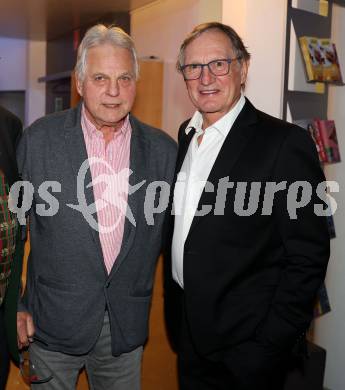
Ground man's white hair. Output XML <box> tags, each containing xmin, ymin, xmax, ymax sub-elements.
<box><xmin>75</xmin><ymin>24</ymin><xmax>139</xmax><ymax>81</ymax></box>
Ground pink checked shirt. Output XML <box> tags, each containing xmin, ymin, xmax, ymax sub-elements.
<box><xmin>81</xmin><ymin>105</ymin><xmax>131</xmax><ymax>274</ymax></box>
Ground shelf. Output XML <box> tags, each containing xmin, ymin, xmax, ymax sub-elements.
<box><xmin>288</xmin><ymin>21</ymin><xmax>326</xmax><ymax>94</ymax></box>
<box><xmin>38</xmin><ymin>70</ymin><xmax>72</xmax><ymax>83</ymax></box>
<box><xmin>291</xmin><ymin>0</ymin><xmax>328</xmax><ymax>16</ymax></box>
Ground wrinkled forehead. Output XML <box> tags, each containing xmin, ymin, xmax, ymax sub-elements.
<box><xmin>184</xmin><ymin>29</ymin><xmax>235</xmax><ymax>62</ymax></box>
<box><xmin>185</xmin><ymin>28</ymin><xmax>234</xmax><ymax>51</ymax></box>
<box><xmin>85</xmin><ymin>44</ymin><xmax>135</xmax><ymax>71</ymax></box>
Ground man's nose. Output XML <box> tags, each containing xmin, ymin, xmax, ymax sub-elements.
<box><xmin>106</xmin><ymin>79</ymin><xmax>120</xmax><ymax>96</ymax></box>
<box><xmin>200</xmin><ymin>65</ymin><xmax>215</xmax><ymax>85</ymax></box>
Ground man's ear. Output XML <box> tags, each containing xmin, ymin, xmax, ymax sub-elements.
<box><xmin>240</xmin><ymin>60</ymin><xmax>249</xmax><ymax>85</ymax></box>
<box><xmin>75</xmin><ymin>73</ymin><xmax>83</xmax><ymax>97</ymax></box>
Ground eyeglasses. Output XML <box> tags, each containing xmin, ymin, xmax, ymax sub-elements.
<box><xmin>19</xmin><ymin>349</ymin><xmax>53</xmax><ymax>384</ymax></box>
<box><xmin>180</xmin><ymin>57</ymin><xmax>241</xmax><ymax>80</ymax></box>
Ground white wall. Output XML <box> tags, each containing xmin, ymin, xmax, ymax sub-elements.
<box><xmin>314</xmin><ymin>4</ymin><xmax>345</xmax><ymax>390</ymax></box>
<box><xmin>0</xmin><ymin>37</ymin><xmax>46</xmax><ymax>126</ymax></box>
<box><xmin>131</xmin><ymin>0</ymin><xmax>222</xmax><ymax>139</ymax></box>
<box><xmin>222</xmin><ymin>0</ymin><xmax>287</xmax><ymax>118</ymax></box>
<box><xmin>0</xmin><ymin>37</ymin><xmax>27</xmax><ymax>91</ymax></box>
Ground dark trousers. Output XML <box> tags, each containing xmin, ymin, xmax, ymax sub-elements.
<box><xmin>0</xmin><ymin>306</ymin><xmax>10</xmax><ymax>390</ymax></box>
<box><xmin>176</xmin><ymin>289</ymin><xmax>236</xmax><ymax>390</ymax></box>
<box><xmin>177</xmin><ymin>291</ymin><xmax>286</xmax><ymax>390</ymax></box>
<box><xmin>178</xmin><ymin>310</ymin><xmax>233</xmax><ymax>389</ymax></box>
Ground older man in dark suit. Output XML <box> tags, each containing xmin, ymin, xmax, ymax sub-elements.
<box><xmin>0</xmin><ymin>105</ymin><xmax>22</xmax><ymax>390</ymax></box>
<box><xmin>16</xmin><ymin>24</ymin><xmax>176</xmax><ymax>390</ymax></box>
<box><xmin>165</xmin><ymin>22</ymin><xmax>330</xmax><ymax>390</ymax></box>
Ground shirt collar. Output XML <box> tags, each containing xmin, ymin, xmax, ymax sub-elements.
<box><xmin>81</xmin><ymin>103</ymin><xmax>130</xmax><ymax>139</ymax></box>
<box><xmin>185</xmin><ymin>93</ymin><xmax>246</xmax><ymax>138</ymax></box>
<box><xmin>185</xmin><ymin>111</ymin><xmax>204</xmax><ymax>136</ymax></box>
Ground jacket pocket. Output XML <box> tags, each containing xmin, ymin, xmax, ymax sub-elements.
<box><xmin>34</xmin><ymin>276</ymin><xmax>87</xmax><ymax>342</ymax></box>
<box><xmin>114</xmin><ymin>294</ymin><xmax>152</xmax><ymax>349</ymax></box>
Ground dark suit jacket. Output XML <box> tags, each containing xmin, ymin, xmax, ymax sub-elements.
<box><xmin>17</xmin><ymin>103</ymin><xmax>177</xmax><ymax>356</ymax></box>
<box><xmin>165</xmin><ymin>99</ymin><xmax>330</xmax><ymax>387</ymax></box>
<box><xmin>0</xmin><ymin>105</ymin><xmax>23</xmax><ymax>363</ymax></box>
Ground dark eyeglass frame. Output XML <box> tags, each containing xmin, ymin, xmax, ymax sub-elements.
<box><xmin>180</xmin><ymin>57</ymin><xmax>242</xmax><ymax>80</ymax></box>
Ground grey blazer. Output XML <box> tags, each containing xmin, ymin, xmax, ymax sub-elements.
<box><xmin>17</xmin><ymin>103</ymin><xmax>177</xmax><ymax>356</ymax></box>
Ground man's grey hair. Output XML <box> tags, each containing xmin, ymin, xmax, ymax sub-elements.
<box><xmin>177</xmin><ymin>22</ymin><xmax>251</xmax><ymax>71</ymax></box>
<box><xmin>75</xmin><ymin>24</ymin><xmax>139</xmax><ymax>81</ymax></box>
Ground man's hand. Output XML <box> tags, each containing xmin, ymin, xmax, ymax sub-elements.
<box><xmin>17</xmin><ymin>311</ymin><xmax>35</xmax><ymax>349</ymax></box>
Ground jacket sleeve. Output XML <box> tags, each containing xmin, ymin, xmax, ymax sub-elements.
<box><xmin>256</xmin><ymin>126</ymin><xmax>330</xmax><ymax>349</ymax></box>
<box><xmin>225</xmin><ymin>126</ymin><xmax>330</xmax><ymax>388</ymax></box>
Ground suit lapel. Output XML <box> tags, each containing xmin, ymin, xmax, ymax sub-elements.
<box><xmin>63</xmin><ymin>103</ymin><xmax>105</xmax><ymax>271</ymax></box>
<box><xmin>167</xmin><ymin>126</ymin><xmax>195</xmax><ymax>233</ymax></box>
<box><xmin>176</xmin><ymin>128</ymin><xmax>195</xmax><ymax>175</ymax></box>
<box><xmin>187</xmin><ymin>99</ymin><xmax>258</xmax><ymax>237</ymax></box>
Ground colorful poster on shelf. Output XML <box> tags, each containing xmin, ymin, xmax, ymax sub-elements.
<box><xmin>314</xmin><ymin>282</ymin><xmax>331</xmax><ymax>318</ymax></box>
<box><xmin>299</xmin><ymin>36</ymin><xmax>324</xmax><ymax>82</ymax></box>
<box><xmin>294</xmin><ymin>119</ymin><xmax>328</xmax><ymax>163</ymax></box>
<box><xmin>299</xmin><ymin>36</ymin><xmax>343</xmax><ymax>83</ymax></box>
<box><xmin>314</xmin><ymin>119</ymin><xmax>341</xmax><ymax>163</ymax></box>
<box><xmin>318</xmin><ymin>38</ymin><xmax>343</xmax><ymax>83</ymax></box>
<box><xmin>327</xmin><ymin>214</ymin><xmax>336</xmax><ymax>239</ymax></box>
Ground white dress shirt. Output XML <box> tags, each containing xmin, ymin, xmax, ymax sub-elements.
<box><xmin>171</xmin><ymin>94</ymin><xmax>246</xmax><ymax>288</ymax></box>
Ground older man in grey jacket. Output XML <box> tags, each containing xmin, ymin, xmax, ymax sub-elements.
<box><xmin>16</xmin><ymin>24</ymin><xmax>176</xmax><ymax>390</ymax></box>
